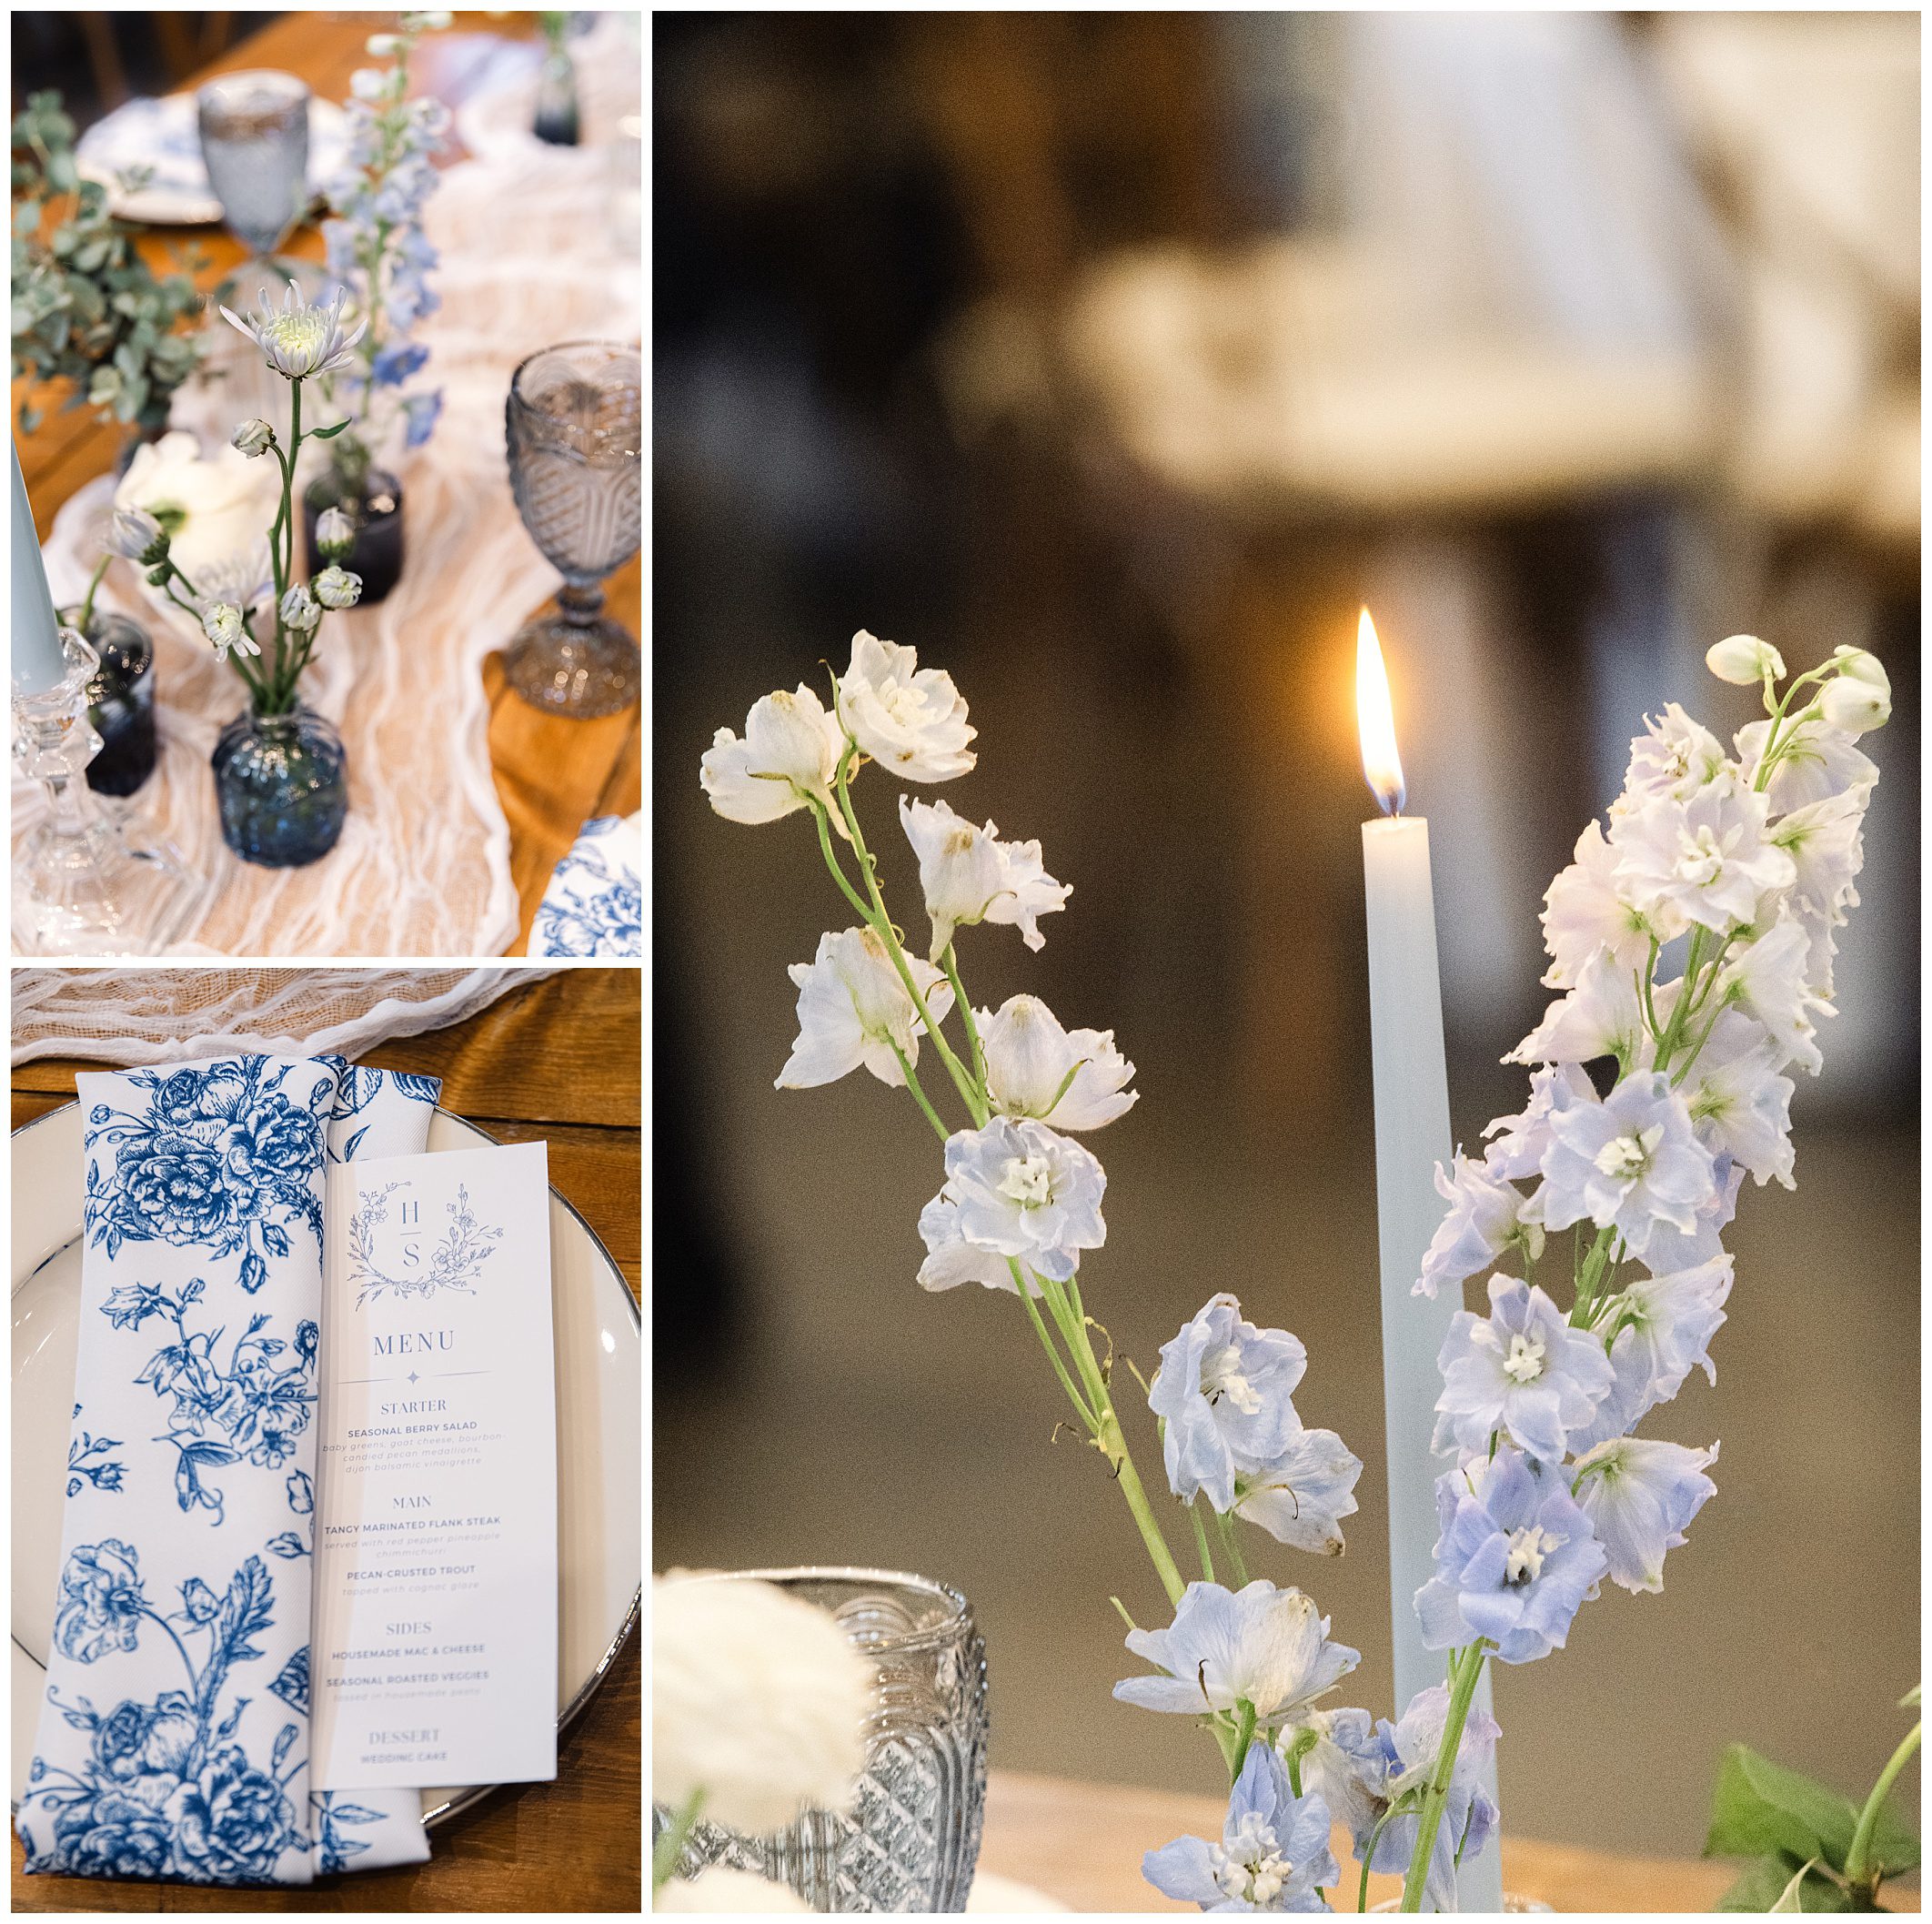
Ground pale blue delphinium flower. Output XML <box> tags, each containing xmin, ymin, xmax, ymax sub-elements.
<box><xmin>1356</xmin><ymin>1685</ymin><xmax>1502</xmax><ymax>1910</ymax></box>
<box><xmin>1233</xmin><ymin>1426</ymin><xmax>1363</xmax><ymax>1557</ymax></box>
<box><xmin>1480</xmin><ymin>1063</ymin><xmax>1593</xmax><ymax>1181</ymax></box>
<box><xmin>1433</xmin><ymin>1274</ymin><xmax>1615</xmax><ymax>1466</ymax></box>
<box><xmin>1115</xmin><ymin>1580</ymin><xmax>1359</xmax><ymax>1726</ymax></box>
<box><xmin>1288</xmin><ymin>1706</ymin><xmax>1388</xmax><ymax>1845</ymax></box>
<box><xmin>1572</xmin><ymin>1436</ymin><xmax>1718</xmax><ymax>1593</ymax></box>
<box><xmin>1414</xmin><ymin>1448</ymin><xmax>1607</xmax><ymax>1665</ymax></box>
<box><xmin>1148</xmin><ymin>1294</ymin><xmax>1309</xmax><ymax>1512</ymax></box>
<box><xmin>1566</xmin><ymin>1251</ymin><xmax>1733</xmax><ymax>1454</ymax></box>
<box><xmin>1672</xmin><ymin>1009</ymin><xmax>1795</xmax><ymax>1187</ymax></box>
<box><xmin>370</xmin><ymin>339</ymin><xmax>429</xmax><ymax>388</ymax></box>
<box><xmin>400</xmin><ymin>389</ymin><xmax>443</xmax><ymax>448</ymax></box>
<box><xmin>1143</xmin><ymin>1741</ymin><xmax>1337</xmax><ymax>1913</ymax></box>
<box><xmin>928</xmin><ymin>1116</ymin><xmax>1105</xmax><ymax>1286</ymax></box>
<box><xmin>1414</xmin><ymin>1149</ymin><xmax>1543</xmax><ymax>1301</ymax></box>
<box><xmin>1537</xmin><ymin>1070</ymin><xmax>1717</xmax><ymax>1260</ymax></box>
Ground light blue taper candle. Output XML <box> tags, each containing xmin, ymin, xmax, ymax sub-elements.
<box><xmin>12</xmin><ymin>439</ymin><xmax>69</xmax><ymax>694</ymax></box>
<box><xmin>1359</xmin><ymin>611</ymin><xmax>1504</xmax><ymax>1910</ymax></box>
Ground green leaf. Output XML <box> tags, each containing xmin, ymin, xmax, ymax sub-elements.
<box><xmin>308</xmin><ymin>418</ymin><xmax>352</xmax><ymax>440</ymax></box>
<box><xmin>1716</xmin><ymin>1857</ymin><xmax>1851</xmax><ymax>1913</ymax></box>
<box><xmin>1706</xmin><ymin>1746</ymin><xmax>1860</xmax><ymax>1871</ymax></box>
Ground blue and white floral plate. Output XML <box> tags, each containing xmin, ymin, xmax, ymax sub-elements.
<box><xmin>11</xmin><ymin>1100</ymin><xmax>640</xmax><ymax>1839</ymax></box>
<box><xmin>75</xmin><ymin>93</ymin><xmax>353</xmax><ymax>227</ymax></box>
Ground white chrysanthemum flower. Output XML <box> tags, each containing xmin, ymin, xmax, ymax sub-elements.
<box><xmin>777</xmin><ymin>927</ymin><xmax>953</xmax><ymax>1089</ymax></box>
<box><xmin>219</xmin><ymin>282</ymin><xmax>367</xmax><ymax>379</ymax></box>
<box><xmin>179</xmin><ymin>542</ymin><xmax>275</xmax><ymax>626</ymax></box>
<box><xmin>899</xmin><ymin>796</ymin><xmax>1069</xmax><ymax>960</ymax></box>
<box><xmin>1539</xmin><ymin>820</ymin><xmax>1657</xmax><ymax>989</ymax></box>
<box><xmin>1612</xmin><ymin>775</ymin><xmax>1796</xmax><ymax>934</ymax></box>
<box><xmin>199</xmin><ymin>601</ymin><xmax>259</xmax><ymax>663</ymax></box>
<box><xmin>701</xmin><ymin>685</ymin><xmax>850</xmax><ymax>835</ymax></box>
<box><xmin>837</xmin><ymin>630</ymin><xmax>975</xmax><ymax>782</ymax></box>
<box><xmin>312</xmin><ymin>565</ymin><xmax>362</xmax><ymax>610</ymax></box>
<box><xmin>107</xmin><ymin>506</ymin><xmax>166</xmax><ymax>562</ymax></box>
<box><xmin>1735</xmin><ymin>718</ymin><xmax>1877</xmax><ymax>814</ymax></box>
<box><xmin>979</xmin><ymin>994</ymin><xmax>1136</xmax><ymax>1131</ymax></box>
<box><xmin>1705</xmin><ymin>634</ymin><xmax>1784</xmax><ymax>685</ymax></box>
<box><xmin>651</xmin><ymin>1576</ymin><xmax>871</xmax><ymax>1834</ymax></box>
<box><xmin>656</xmin><ymin>1869</ymin><xmax>809</xmax><ymax>1912</ymax></box>
<box><xmin>279</xmin><ymin>582</ymin><xmax>321</xmax><ymax>631</ymax></box>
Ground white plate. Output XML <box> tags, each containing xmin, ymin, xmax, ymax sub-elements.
<box><xmin>75</xmin><ymin>94</ymin><xmax>353</xmax><ymax>227</ymax></box>
<box><xmin>12</xmin><ymin>1101</ymin><xmax>639</xmax><ymax>1834</ymax></box>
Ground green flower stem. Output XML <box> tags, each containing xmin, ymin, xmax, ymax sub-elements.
<box><xmin>1359</xmin><ymin>1803</ymin><xmax>1400</xmax><ymax>1912</ymax></box>
<box><xmin>1189</xmin><ymin>1498</ymin><xmax>1216</xmax><ymax>1584</ymax></box>
<box><xmin>812</xmin><ymin>801</ymin><xmax>878</xmax><ymax>925</ymax></box>
<box><xmin>833</xmin><ymin>761</ymin><xmax>984</xmax><ymax>1123</ymax></box>
<box><xmin>651</xmin><ymin>1788</ymin><xmax>704</xmax><ymax>1892</ymax></box>
<box><xmin>886</xmin><ymin>1038</ymin><xmax>951</xmax><ymax>1145</ymax></box>
<box><xmin>1399</xmin><ymin>1641</ymin><xmax>1489</xmax><ymax>1913</ymax></box>
<box><xmin>943</xmin><ymin>943</ymin><xmax>987</xmax><ymax>1089</ymax></box>
<box><xmin>75</xmin><ymin>552</ymin><xmax>110</xmax><ymax>633</ymax></box>
<box><xmin>1213</xmin><ymin>1506</ymin><xmax>1251</xmax><ymax>1587</ymax></box>
<box><xmin>1011</xmin><ymin>1262</ymin><xmax>1099</xmax><ymax>1435</ymax></box>
<box><xmin>1843</xmin><ymin>1717</ymin><xmax>1922</xmax><ymax>1891</ymax></box>
<box><xmin>1568</xmin><ymin>1224</ymin><xmax>1618</xmax><ymax>1328</ymax></box>
<box><xmin>1230</xmin><ymin>1697</ymin><xmax>1258</xmax><ymax>1778</ymax></box>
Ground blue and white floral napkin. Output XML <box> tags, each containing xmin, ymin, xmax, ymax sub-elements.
<box><xmin>17</xmin><ymin>1055</ymin><xmax>441</xmax><ymax>1884</ymax></box>
<box><xmin>530</xmin><ymin>811</ymin><xmax>640</xmax><ymax>958</ymax></box>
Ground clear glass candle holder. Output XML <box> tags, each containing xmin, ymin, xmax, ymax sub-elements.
<box><xmin>656</xmin><ymin>1568</ymin><xmax>989</xmax><ymax>1912</ymax></box>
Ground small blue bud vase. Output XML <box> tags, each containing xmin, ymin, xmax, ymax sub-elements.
<box><xmin>211</xmin><ymin>702</ymin><xmax>347</xmax><ymax>868</ymax></box>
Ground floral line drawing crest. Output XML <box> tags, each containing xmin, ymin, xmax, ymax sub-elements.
<box><xmin>85</xmin><ymin>1060</ymin><xmax>328</xmax><ymax>1294</ymax></box>
<box><xmin>18</xmin><ymin>1540</ymin><xmax>387</xmax><ymax>1882</ymax></box>
<box><xmin>347</xmin><ymin>1181</ymin><xmax>503</xmax><ymax>1308</ymax></box>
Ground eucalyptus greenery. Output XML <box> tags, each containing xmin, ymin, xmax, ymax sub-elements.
<box><xmin>10</xmin><ymin>91</ymin><xmax>203</xmax><ymax>439</ymax></box>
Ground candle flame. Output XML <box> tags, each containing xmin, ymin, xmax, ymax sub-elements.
<box><xmin>1355</xmin><ymin>608</ymin><xmax>1406</xmax><ymax>816</ymax></box>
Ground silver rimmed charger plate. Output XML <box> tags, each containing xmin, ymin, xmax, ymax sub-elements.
<box><xmin>12</xmin><ymin>1101</ymin><xmax>640</xmax><ymax>1836</ymax></box>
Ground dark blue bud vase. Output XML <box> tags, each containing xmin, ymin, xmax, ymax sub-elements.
<box><xmin>302</xmin><ymin>463</ymin><xmax>405</xmax><ymax>605</ymax></box>
<box><xmin>58</xmin><ymin>604</ymin><xmax>157</xmax><ymax>797</ymax></box>
<box><xmin>212</xmin><ymin>703</ymin><xmax>348</xmax><ymax>868</ymax></box>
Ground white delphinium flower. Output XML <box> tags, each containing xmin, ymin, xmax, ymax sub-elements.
<box><xmin>1414</xmin><ymin>1151</ymin><xmax>1543</xmax><ymax>1301</ymax></box>
<box><xmin>313</xmin><ymin>505</ymin><xmax>356</xmax><ymax>559</ymax></box>
<box><xmin>777</xmin><ymin>928</ymin><xmax>953</xmax><ymax>1090</ymax></box>
<box><xmin>311</xmin><ymin>565</ymin><xmax>362</xmax><ymax>610</ymax></box>
<box><xmin>1233</xmin><ymin>1427</ymin><xmax>1364</xmax><ymax>1557</ymax></box>
<box><xmin>1675</xmin><ymin>1011</ymin><xmax>1795</xmax><ymax>1187</ymax></box>
<box><xmin>1612</xmin><ymin>775</ymin><xmax>1796</xmax><ymax>934</ymax></box>
<box><xmin>279</xmin><ymin>582</ymin><xmax>321</xmax><ymax>632</ymax></box>
<box><xmin>1820</xmin><ymin>650</ymin><xmax>1891</xmax><ymax>733</ymax></box>
<box><xmin>899</xmin><ymin>797</ymin><xmax>1068</xmax><ymax>960</ymax></box>
<box><xmin>198</xmin><ymin>602</ymin><xmax>259</xmax><ymax>663</ymax></box>
<box><xmin>1705</xmin><ymin>634</ymin><xmax>1785</xmax><ymax>685</ymax></box>
<box><xmin>1572</xmin><ymin>1437</ymin><xmax>1719</xmax><ymax>1594</ymax></box>
<box><xmin>1481</xmin><ymin>1063</ymin><xmax>1594</xmax><ymax>1180</ymax></box>
<box><xmin>1735</xmin><ymin>717</ymin><xmax>1877</xmax><ymax>814</ymax></box>
<box><xmin>657</xmin><ymin>1869</ymin><xmax>809</xmax><ymax>1912</ymax></box>
<box><xmin>651</xmin><ymin>1575</ymin><xmax>871</xmax><ymax>1833</ymax></box>
<box><xmin>920</xmin><ymin>1116</ymin><xmax>1105</xmax><ymax>1287</ymax></box>
<box><xmin>1506</xmin><ymin>948</ymin><xmax>1647</xmax><ymax>1070</ymax></box>
<box><xmin>836</xmin><ymin>630</ymin><xmax>975</xmax><ymax>781</ymax></box>
<box><xmin>979</xmin><ymin>994</ymin><xmax>1136</xmax><ymax>1131</ymax></box>
<box><xmin>231</xmin><ymin>418</ymin><xmax>274</xmax><ymax>458</ymax></box>
<box><xmin>915</xmin><ymin>1193</ymin><xmax>1037</xmax><ymax>1295</ymax></box>
<box><xmin>1768</xmin><ymin>787</ymin><xmax>1868</xmax><ymax>995</ymax></box>
<box><xmin>1716</xmin><ymin>913</ymin><xmax>1828</xmax><ymax>1073</ymax></box>
<box><xmin>1615</xmin><ymin>703</ymin><xmax>1730</xmax><ymax>809</ymax></box>
<box><xmin>1539</xmin><ymin>821</ymin><xmax>1657</xmax><ymax>989</ymax></box>
<box><xmin>1537</xmin><ymin>1071</ymin><xmax>1716</xmax><ymax>1258</ymax></box>
<box><xmin>219</xmin><ymin>282</ymin><xmax>367</xmax><ymax>379</ymax></box>
<box><xmin>701</xmin><ymin>685</ymin><xmax>850</xmax><ymax>834</ymax></box>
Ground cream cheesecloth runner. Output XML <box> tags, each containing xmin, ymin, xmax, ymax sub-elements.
<box><xmin>15</xmin><ymin>65</ymin><xmax>641</xmax><ymax>957</ymax></box>
<box><xmin>18</xmin><ymin>1055</ymin><xmax>438</xmax><ymax>1880</ymax></box>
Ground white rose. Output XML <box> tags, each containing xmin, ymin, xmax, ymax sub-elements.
<box><xmin>114</xmin><ymin>431</ymin><xmax>279</xmax><ymax>581</ymax></box>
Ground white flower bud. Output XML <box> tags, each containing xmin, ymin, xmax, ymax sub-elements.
<box><xmin>366</xmin><ymin>33</ymin><xmax>403</xmax><ymax>56</ymax></box>
<box><xmin>1820</xmin><ymin>670</ymin><xmax>1890</xmax><ymax>735</ymax></box>
<box><xmin>312</xmin><ymin>565</ymin><xmax>362</xmax><ymax>610</ymax></box>
<box><xmin>1705</xmin><ymin>634</ymin><xmax>1784</xmax><ymax>685</ymax></box>
<box><xmin>1831</xmin><ymin>646</ymin><xmax>1889</xmax><ymax>692</ymax></box>
<box><xmin>200</xmin><ymin>602</ymin><xmax>259</xmax><ymax>663</ymax></box>
<box><xmin>231</xmin><ymin>418</ymin><xmax>274</xmax><ymax>458</ymax></box>
<box><xmin>107</xmin><ymin>507</ymin><xmax>166</xmax><ymax>563</ymax></box>
<box><xmin>279</xmin><ymin>583</ymin><xmax>322</xmax><ymax>632</ymax></box>
<box><xmin>314</xmin><ymin>506</ymin><xmax>356</xmax><ymax>559</ymax></box>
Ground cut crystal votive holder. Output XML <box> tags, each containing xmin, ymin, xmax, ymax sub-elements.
<box><xmin>656</xmin><ymin>1566</ymin><xmax>989</xmax><ymax>1912</ymax></box>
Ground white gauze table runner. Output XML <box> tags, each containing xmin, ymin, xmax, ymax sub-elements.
<box><xmin>17</xmin><ymin>1056</ymin><xmax>439</xmax><ymax>1881</ymax></box>
<box><xmin>15</xmin><ymin>87</ymin><xmax>640</xmax><ymax>957</ymax></box>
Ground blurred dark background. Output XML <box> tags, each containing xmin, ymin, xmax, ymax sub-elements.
<box><xmin>12</xmin><ymin>14</ymin><xmax>268</xmax><ymax>125</ymax></box>
<box><xmin>652</xmin><ymin>11</ymin><xmax>1918</xmax><ymax>1862</ymax></box>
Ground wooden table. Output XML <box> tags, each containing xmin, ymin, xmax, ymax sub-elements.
<box><xmin>10</xmin><ymin>970</ymin><xmax>641</xmax><ymax>1911</ymax></box>
<box><xmin>11</xmin><ymin>11</ymin><xmax>640</xmax><ymax>954</ymax></box>
<box><xmin>979</xmin><ymin>1770</ymin><xmax>1921</xmax><ymax>1913</ymax></box>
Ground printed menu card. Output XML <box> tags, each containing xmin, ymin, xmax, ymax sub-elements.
<box><xmin>312</xmin><ymin>1140</ymin><xmax>558</xmax><ymax>1789</ymax></box>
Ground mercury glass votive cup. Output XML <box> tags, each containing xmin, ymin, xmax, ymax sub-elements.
<box><xmin>655</xmin><ymin>1568</ymin><xmax>989</xmax><ymax>1912</ymax></box>
<box><xmin>503</xmin><ymin>340</ymin><xmax>642</xmax><ymax>719</ymax></box>
<box><xmin>196</xmin><ymin>69</ymin><xmax>311</xmax><ymax>273</ymax></box>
